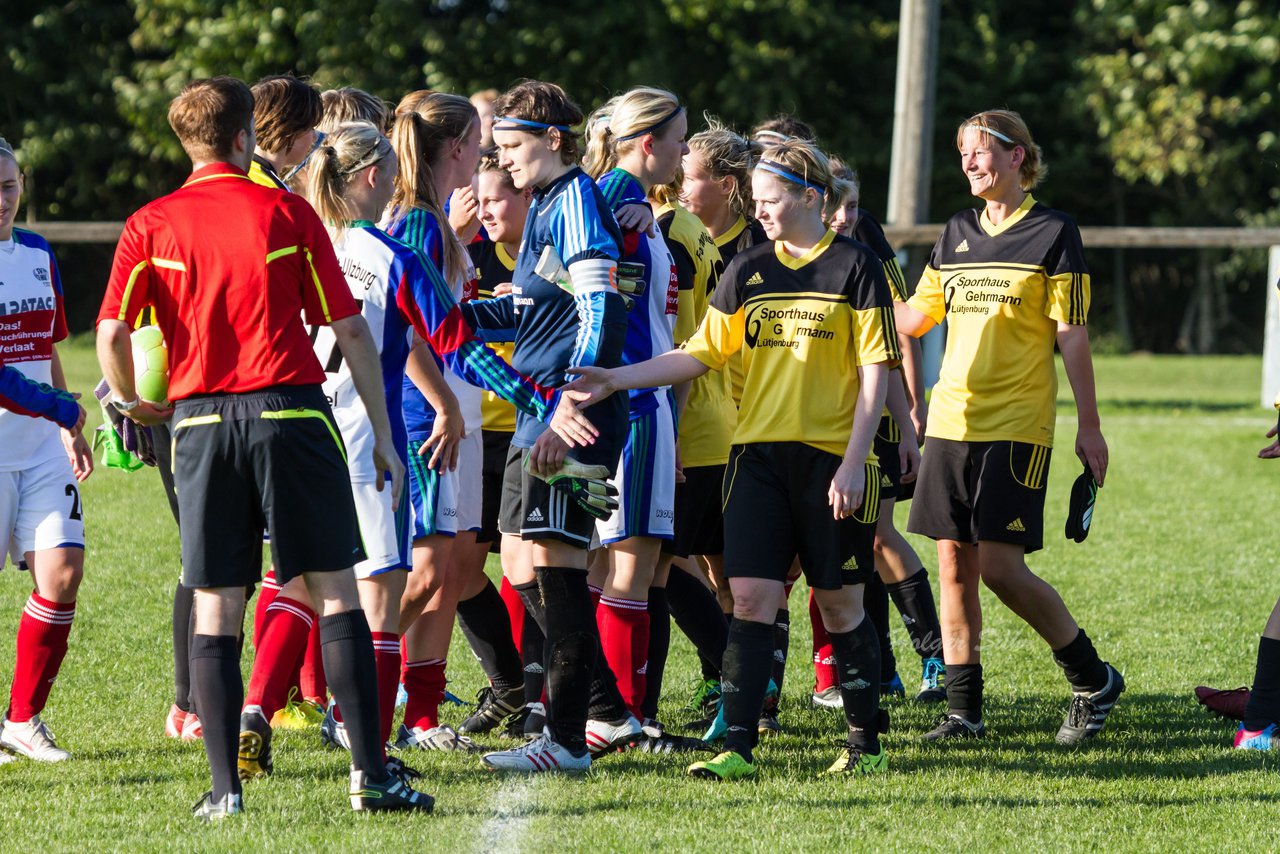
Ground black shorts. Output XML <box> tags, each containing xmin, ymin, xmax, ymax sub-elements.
<box><xmin>873</xmin><ymin>415</ymin><xmax>903</xmax><ymax>502</ymax></box>
<box><xmin>172</xmin><ymin>385</ymin><xmax>364</xmax><ymax>588</ymax></box>
<box><xmin>666</xmin><ymin>464</ymin><xmax>726</xmax><ymax>558</ymax></box>
<box><xmin>497</xmin><ymin>444</ymin><xmax>600</xmax><ymax>549</ymax></box>
<box><xmin>907</xmin><ymin>437</ymin><xmax>1050</xmax><ymax>552</ymax></box>
<box><xmin>478</xmin><ymin>429</ymin><xmax>514</xmax><ymax>546</ymax></box>
<box><xmin>721</xmin><ymin>442</ymin><xmax>878</xmax><ymax>590</ymax></box>
<box><xmin>152</xmin><ymin>421</ymin><xmax>181</xmax><ymax>526</ymax></box>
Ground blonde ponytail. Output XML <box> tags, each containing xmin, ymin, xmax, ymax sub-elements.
<box><xmin>304</xmin><ymin>121</ymin><xmax>394</xmax><ymax>242</ymax></box>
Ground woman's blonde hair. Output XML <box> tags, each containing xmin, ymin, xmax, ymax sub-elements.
<box><xmin>583</xmin><ymin>87</ymin><xmax>683</xmax><ymax>178</ymax></box>
<box><xmin>319</xmin><ymin>88</ymin><xmax>391</xmax><ymax>134</ymax></box>
<box><xmin>956</xmin><ymin>109</ymin><xmax>1046</xmax><ymax>190</ymax></box>
<box><xmin>687</xmin><ymin>119</ymin><xmax>761</xmax><ymax>218</ymax></box>
<box><xmin>305</xmin><ymin>121</ymin><xmax>395</xmax><ymax>242</ymax></box>
<box><xmin>389</xmin><ymin>90</ymin><xmax>477</xmax><ymax>285</ymax></box>
<box><xmin>0</xmin><ymin>136</ymin><xmax>18</xmax><ymax>167</ymax></box>
<box><xmin>826</xmin><ymin>156</ymin><xmax>861</xmax><ymax>208</ymax></box>
<box><xmin>754</xmin><ymin>139</ymin><xmax>852</xmax><ymax>221</ymax></box>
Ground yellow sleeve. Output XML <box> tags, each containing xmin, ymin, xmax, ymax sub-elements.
<box><xmin>1045</xmin><ymin>271</ymin><xmax>1091</xmax><ymax>326</ymax></box>
<box><xmin>907</xmin><ymin>265</ymin><xmax>945</xmax><ymax>325</ymax></box>
<box><xmin>851</xmin><ymin>303</ymin><xmax>901</xmax><ymax>367</ymax></box>
<box><xmin>682</xmin><ymin>305</ymin><xmax>742</xmax><ymax>371</ymax></box>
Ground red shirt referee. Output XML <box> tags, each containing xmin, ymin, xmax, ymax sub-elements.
<box><xmin>95</xmin><ymin>77</ymin><xmax>432</xmax><ymax>820</ymax></box>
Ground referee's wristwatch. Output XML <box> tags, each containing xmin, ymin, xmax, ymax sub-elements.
<box><xmin>110</xmin><ymin>395</ymin><xmax>142</xmax><ymax>413</ymax></box>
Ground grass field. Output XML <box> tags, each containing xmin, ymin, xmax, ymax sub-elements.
<box><xmin>2</xmin><ymin>340</ymin><xmax>1278</xmax><ymax>851</ymax></box>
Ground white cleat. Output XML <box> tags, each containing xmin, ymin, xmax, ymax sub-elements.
<box><xmin>0</xmin><ymin>715</ymin><xmax>70</xmax><ymax>762</ymax></box>
<box><xmin>585</xmin><ymin>714</ymin><xmax>643</xmax><ymax>755</ymax></box>
<box><xmin>481</xmin><ymin>734</ymin><xmax>591</xmax><ymax>773</ymax></box>
<box><xmin>393</xmin><ymin>724</ymin><xmax>479</xmax><ymax>753</ymax></box>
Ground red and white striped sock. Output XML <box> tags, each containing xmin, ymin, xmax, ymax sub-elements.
<box><xmin>252</xmin><ymin>569</ymin><xmax>282</xmax><ymax>650</ymax></box>
<box><xmin>244</xmin><ymin>596</ymin><xmax>314</xmax><ymax>719</ymax></box>
<box><xmin>598</xmin><ymin>595</ymin><xmax>649</xmax><ymax>719</ymax></box>
<box><xmin>403</xmin><ymin>658</ymin><xmax>447</xmax><ymax>731</ymax></box>
<box><xmin>809</xmin><ymin>589</ymin><xmax>836</xmax><ymax>693</ymax></box>
<box><xmin>8</xmin><ymin>593</ymin><xmax>75</xmax><ymax>723</ymax></box>
<box><xmin>371</xmin><ymin>632</ymin><xmax>402</xmax><ymax>747</ymax></box>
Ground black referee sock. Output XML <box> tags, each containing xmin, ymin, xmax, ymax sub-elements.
<box><xmin>945</xmin><ymin>663</ymin><xmax>984</xmax><ymax>723</ymax></box>
<box><xmin>865</xmin><ymin>575</ymin><xmax>897</xmax><ymax>681</ymax></box>
<box><xmin>319</xmin><ymin>610</ymin><xmax>386</xmax><ymax>781</ymax></box>
<box><xmin>456</xmin><ymin>579</ymin><xmax>524</xmax><ymax>692</ymax></box>
<box><xmin>641</xmin><ymin>586</ymin><xmax>670</xmax><ymax>721</ymax></box>
<box><xmin>769</xmin><ymin>608</ymin><xmax>790</xmax><ymax>698</ymax></box>
<box><xmin>667</xmin><ymin>566</ymin><xmax>728</xmax><ymax>678</ymax></box>
<box><xmin>1052</xmin><ymin>629</ymin><xmax>1109</xmax><ymax>693</ymax></box>
<box><xmin>1243</xmin><ymin>636</ymin><xmax>1280</xmax><ymax>731</ymax></box>
<box><xmin>886</xmin><ymin>568</ymin><xmax>944</xmax><ymax>660</ymax></box>
<box><xmin>514</xmin><ymin>580</ymin><xmax>547</xmax><ymax>707</ymax></box>
<box><xmin>172</xmin><ymin>582</ymin><xmax>195</xmax><ymax>712</ymax></box>
<box><xmin>829</xmin><ymin>615</ymin><xmax>884</xmax><ymax>752</ymax></box>
<box><xmin>190</xmin><ymin>634</ymin><xmax>242</xmax><ymax>802</ymax></box>
<box><xmin>536</xmin><ymin>567</ymin><xmax>598</xmax><ymax>755</ymax></box>
<box><xmin>587</xmin><ymin>640</ymin><xmax>628</xmax><ymax>723</ymax></box>
<box><xmin>721</xmin><ymin>618</ymin><xmax>776</xmax><ymax>763</ymax></box>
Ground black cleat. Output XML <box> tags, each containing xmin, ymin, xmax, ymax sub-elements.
<box><xmin>921</xmin><ymin>713</ymin><xmax>985</xmax><ymax>742</ymax></box>
<box><xmin>1056</xmin><ymin>664</ymin><xmax>1125</xmax><ymax>745</ymax></box>
<box><xmin>350</xmin><ymin>766</ymin><xmax>435</xmax><ymax>813</ymax></box>
<box><xmin>237</xmin><ymin>709</ymin><xmax>273</xmax><ymax>780</ymax></box>
<box><xmin>459</xmin><ymin>686</ymin><xmax>526</xmax><ymax>735</ymax></box>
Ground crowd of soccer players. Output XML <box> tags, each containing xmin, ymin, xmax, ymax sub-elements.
<box><xmin>1</xmin><ymin>68</ymin><xmax>1276</xmax><ymax>821</ymax></box>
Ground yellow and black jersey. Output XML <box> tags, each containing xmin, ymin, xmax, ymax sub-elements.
<box><xmin>684</xmin><ymin>230</ymin><xmax>901</xmax><ymax>459</ymax></box>
<box><xmin>657</xmin><ymin>202</ymin><xmax>736</xmax><ymax>467</ymax></box>
<box><xmin>248</xmin><ymin>155</ymin><xmax>290</xmax><ymax>191</ymax></box>
<box><xmin>907</xmin><ymin>194</ymin><xmax>1090</xmax><ymax>448</ymax></box>
<box><xmin>852</xmin><ymin>209</ymin><xmax>909</xmax><ymax>302</ymax></box>
<box><xmin>712</xmin><ymin>216</ymin><xmax>768</xmax><ymax>406</ymax></box>
<box><xmin>468</xmin><ymin>239</ymin><xmax>519</xmax><ymax>433</ymax></box>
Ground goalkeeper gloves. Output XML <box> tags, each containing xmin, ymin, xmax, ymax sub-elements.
<box><xmin>523</xmin><ymin>455</ymin><xmax>619</xmax><ymax>520</ymax></box>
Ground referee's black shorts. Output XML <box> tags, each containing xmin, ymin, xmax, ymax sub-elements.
<box><xmin>172</xmin><ymin>385</ymin><xmax>364</xmax><ymax>588</ymax></box>
<box><xmin>721</xmin><ymin>442</ymin><xmax>878</xmax><ymax>591</ymax></box>
<box><xmin>907</xmin><ymin>437</ymin><xmax>1050</xmax><ymax>552</ymax></box>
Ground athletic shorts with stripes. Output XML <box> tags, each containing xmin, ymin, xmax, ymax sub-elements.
<box><xmin>596</xmin><ymin>393</ymin><xmax>676</xmax><ymax>545</ymax></box>
<box><xmin>721</xmin><ymin>442</ymin><xmax>878</xmax><ymax>591</ymax></box>
<box><xmin>171</xmin><ymin>384</ymin><xmax>363</xmax><ymax>588</ymax></box>
<box><xmin>907</xmin><ymin>437</ymin><xmax>1050</xmax><ymax>552</ymax></box>
<box><xmin>407</xmin><ymin>438</ymin><xmax>459</xmax><ymax>540</ymax></box>
<box><xmin>498</xmin><ymin>443</ymin><xmax>599</xmax><ymax>549</ymax></box>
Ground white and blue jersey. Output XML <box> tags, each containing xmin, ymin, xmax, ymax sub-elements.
<box><xmin>596</xmin><ymin>169</ymin><xmax>678</xmax><ymax>415</ymax></box>
<box><xmin>463</xmin><ymin>167</ymin><xmax>628</xmax><ymax>470</ymax></box>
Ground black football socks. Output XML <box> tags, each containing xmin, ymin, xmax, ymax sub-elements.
<box><xmin>828</xmin><ymin>615</ymin><xmax>885</xmax><ymax>752</ymax></box>
<box><xmin>173</xmin><ymin>582</ymin><xmax>195</xmax><ymax>712</ymax></box>
<box><xmin>536</xmin><ymin>567</ymin><xmax>598</xmax><ymax>755</ymax></box>
<box><xmin>1244</xmin><ymin>636</ymin><xmax>1280</xmax><ymax>731</ymax></box>
<box><xmin>865</xmin><ymin>574</ymin><xmax>896</xmax><ymax>680</ymax></box>
<box><xmin>641</xmin><ymin>585</ymin><xmax>670</xmax><ymax>721</ymax></box>
<box><xmin>721</xmin><ymin>618</ymin><xmax>775</xmax><ymax>763</ymax></box>
<box><xmin>885</xmin><ymin>568</ymin><xmax>944</xmax><ymax>660</ymax></box>
<box><xmin>946</xmin><ymin>662</ymin><xmax>984</xmax><ymax>723</ymax></box>
<box><xmin>319</xmin><ymin>610</ymin><xmax>387</xmax><ymax>780</ymax></box>
<box><xmin>456</xmin><ymin>579</ymin><xmax>523</xmax><ymax>693</ymax></box>
<box><xmin>190</xmin><ymin>634</ymin><xmax>242</xmax><ymax>801</ymax></box>
<box><xmin>1052</xmin><ymin>628</ymin><xmax>1109</xmax><ymax>693</ymax></box>
<box><xmin>667</xmin><ymin>566</ymin><xmax>728</xmax><ymax>680</ymax></box>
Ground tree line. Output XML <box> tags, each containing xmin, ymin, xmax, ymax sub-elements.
<box><xmin>5</xmin><ymin>0</ymin><xmax>1278</xmax><ymax>351</ymax></box>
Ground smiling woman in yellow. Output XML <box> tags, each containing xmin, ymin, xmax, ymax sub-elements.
<box><xmin>895</xmin><ymin>109</ymin><xmax>1122</xmax><ymax>747</ymax></box>
<box><xmin>567</xmin><ymin>139</ymin><xmax>899</xmax><ymax>782</ymax></box>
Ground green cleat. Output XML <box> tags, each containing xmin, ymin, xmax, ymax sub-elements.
<box><xmin>688</xmin><ymin>750</ymin><xmax>757</xmax><ymax>781</ymax></box>
<box><xmin>823</xmin><ymin>743</ymin><xmax>888</xmax><ymax>776</ymax></box>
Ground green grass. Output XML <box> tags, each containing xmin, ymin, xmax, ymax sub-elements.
<box><xmin>2</xmin><ymin>341</ymin><xmax>1279</xmax><ymax>851</ymax></box>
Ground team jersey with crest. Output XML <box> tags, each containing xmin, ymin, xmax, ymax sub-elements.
<box><xmin>385</xmin><ymin>207</ymin><xmax>484</xmax><ymax>440</ymax></box>
<box><xmin>712</xmin><ymin>216</ymin><xmax>768</xmax><ymax>406</ymax></box>
<box><xmin>656</xmin><ymin>201</ymin><xmax>737</xmax><ymax>468</ymax></box>
<box><xmin>468</xmin><ymin>238</ymin><xmax>518</xmax><ymax>433</ymax></box>
<box><xmin>461</xmin><ymin>167</ymin><xmax>627</xmax><ymax>468</ymax></box>
<box><xmin>311</xmin><ymin>221</ymin><xmax>562</xmax><ymax>479</ymax></box>
<box><xmin>0</xmin><ymin>229</ymin><xmax>69</xmax><ymax>470</ymax></box>
<box><xmin>597</xmin><ymin>169</ymin><xmax>677</xmax><ymax>415</ymax></box>
<box><xmin>907</xmin><ymin>194</ymin><xmax>1089</xmax><ymax>448</ymax></box>
<box><xmin>684</xmin><ymin>231</ymin><xmax>900</xmax><ymax>458</ymax></box>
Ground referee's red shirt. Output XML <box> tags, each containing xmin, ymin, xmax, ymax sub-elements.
<box><xmin>97</xmin><ymin>162</ymin><xmax>359</xmax><ymax>400</ymax></box>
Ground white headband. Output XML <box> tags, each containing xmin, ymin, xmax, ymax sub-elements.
<box><xmin>966</xmin><ymin>123</ymin><xmax>1017</xmax><ymax>145</ymax></box>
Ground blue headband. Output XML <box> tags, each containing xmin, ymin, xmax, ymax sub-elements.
<box><xmin>755</xmin><ymin>160</ymin><xmax>825</xmax><ymax>193</ymax></box>
<box><xmin>614</xmin><ymin>106</ymin><xmax>685</xmax><ymax>142</ymax></box>
<box><xmin>493</xmin><ymin>115</ymin><xmax>573</xmax><ymax>134</ymax></box>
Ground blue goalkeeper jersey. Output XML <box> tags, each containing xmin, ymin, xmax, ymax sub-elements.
<box><xmin>596</xmin><ymin>169</ymin><xmax>677</xmax><ymax>415</ymax></box>
<box><xmin>462</xmin><ymin>166</ymin><xmax>628</xmax><ymax>469</ymax></box>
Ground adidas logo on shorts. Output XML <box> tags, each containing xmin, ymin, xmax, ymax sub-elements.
<box><xmin>880</xmin><ymin>474</ymin><xmax>892</xmax><ymax>487</ymax></box>
<box><xmin>527</xmin><ymin>507</ymin><xmax>545</xmax><ymax>523</ymax></box>
<box><xmin>955</xmin><ymin>239</ymin><xmax>970</xmax><ymax>253</ymax></box>
<box><xmin>1006</xmin><ymin>517</ymin><xmax>1026</xmax><ymax>532</ymax></box>
<box><xmin>745</xmin><ymin>272</ymin><xmax>764</xmax><ymax>286</ymax></box>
